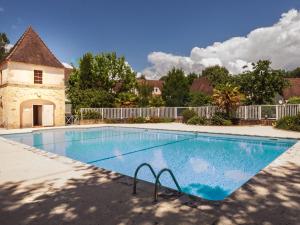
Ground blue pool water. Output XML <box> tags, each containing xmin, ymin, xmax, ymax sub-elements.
<box><xmin>2</xmin><ymin>127</ymin><xmax>296</xmax><ymax>200</ymax></box>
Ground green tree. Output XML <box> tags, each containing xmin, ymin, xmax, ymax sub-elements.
<box><xmin>236</xmin><ymin>60</ymin><xmax>289</xmax><ymax>105</ymax></box>
<box><xmin>136</xmin><ymin>82</ymin><xmax>153</xmax><ymax>107</ymax></box>
<box><xmin>285</xmin><ymin>67</ymin><xmax>300</xmax><ymax>78</ymax></box>
<box><xmin>212</xmin><ymin>83</ymin><xmax>244</xmax><ymax>117</ymax></box>
<box><xmin>201</xmin><ymin>65</ymin><xmax>231</xmax><ymax>87</ymax></box>
<box><xmin>114</xmin><ymin>92</ymin><xmax>138</xmax><ymax>107</ymax></box>
<box><xmin>187</xmin><ymin>73</ymin><xmax>198</xmax><ymax>86</ymax></box>
<box><xmin>188</xmin><ymin>92</ymin><xmax>212</xmax><ymax>106</ymax></box>
<box><xmin>149</xmin><ymin>96</ymin><xmax>165</xmax><ymax>107</ymax></box>
<box><xmin>162</xmin><ymin>68</ymin><xmax>190</xmax><ymax>106</ymax></box>
<box><xmin>67</xmin><ymin>52</ymin><xmax>137</xmax><ymax>112</ymax></box>
<box><xmin>0</xmin><ymin>33</ymin><xmax>10</xmax><ymax>62</ymax></box>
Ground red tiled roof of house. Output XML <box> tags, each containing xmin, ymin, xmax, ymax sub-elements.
<box><xmin>190</xmin><ymin>77</ymin><xmax>213</xmax><ymax>95</ymax></box>
<box><xmin>283</xmin><ymin>78</ymin><xmax>300</xmax><ymax>99</ymax></box>
<box><xmin>137</xmin><ymin>79</ymin><xmax>164</xmax><ymax>89</ymax></box>
<box><xmin>4</xmin><ymin>26</ymin><xmax>64</xmax><ymax>68</ymax></box>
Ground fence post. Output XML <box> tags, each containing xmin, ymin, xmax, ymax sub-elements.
<box><xmin>258</xmin><ymin>106</ymin><xmax>262</xmax><ymax>120</ymax></box>
<box><xmin>244</xmin><ymin>106</ymin><xmax>248</xmax><ymax>120</ymax></box>
<box><xmin>174</xmin><ymin>107</ymin><xmax>177</xmax><ymax>119</ymax></box>
<box><xmin>120</xmin><ymin>108</ymin><xmax>123</xmax><ymax>120</ymax></box>
<box><xmin>158</xmin><ymin>108</ymin><xmax>160</xmax><ymax>118</ymax></box>
<box><xmin>80</xmin><ymin>108</ymin><xmax>83</xmax><ymax>121</ymax></box>
<box><xmin>206</xmin><ymin>106</ymin><xmax>209</xmax><ymax>119</ymax></box>
<box><xmin>276</xmin><ymin>105</ymin><xmax>279</xmax><ymax>120</ymax></box>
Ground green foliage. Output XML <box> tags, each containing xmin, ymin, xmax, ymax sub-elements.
<box><xmin>187</xmin><ymin>73</ymin><xmax>198</xmax><ymax>86</ymax></box>
<box><xmin>162</xmin><ymin>68</ymin><xmax>190</xmax><ymax>106</ymax></box>
<box><xmin>285</xmin><ymin>67</ymin><xmax>300</xmax><ymax>78</ymax></box>
<box><xmin>67</xmin><ymin>52</ymin><xmax>137</xmax><ymax>112</ymax></box>
<box><xmin>114</xmin><ymin>92</ymin><xmax>138</xmax><ymax>107</ymax></box>
<box><xmin>182</xmin><ymin>109</ymin><xmax>197</xmax><ymax>123</ymax></box>
<box><xmin>236</xmin><ymin>60</ymin><xmax>289</xmax><ymax>105</ymax></box>
<box><xmin>213</xmin><ymin>83</ymin><xmax>244</xmax><ymax>117</ymax></box>
<box><xmin>275</xmin><ymin>114</ymin><xmax>300</xmax><ymax>132</ymax></box>
<box><xmin>188</xmin><ymin>92</ymin><xmax>212</xmax><ymax>106</ymax></box>
<box><xmin>137</xmin><ymin>83</ymin><xmax>153</xmax><ymax>107</ymax></box>
<box><xmin>187</xmin><ymin>116</ymin><xmax>206</xmax><ymax>125</ymax></box>
<box><xmin>0</xmin><ymin>33</ymin><xmax>9</xmax><ymax>62</ymax></box>
<box><xmin>104</xmin><ymin>117</ymin><xmax>174</xmax><ymax>124</ymax></box>
<box><xmin>210</xmin><ymin>112</ymin><xmax>232</xmax><ymax>126</ymax></box>
<box><xmin>287</xmin><ymin>96</ymin><xmax>300</xmax><ymax>104</ymax></box>
<box><xmin>201</xmin><ymin>65</ymin><xmax>232</xmax><ymax>87</ymax></box>
<box><xmin>149</xmin><ymin>96</ymin><xmax>165</xmax><ymax>107</ymax></box>
<box><xmin>82</xmin><ymin>111</ymin><xmax>102</xmax><ymax>120</ymax></box>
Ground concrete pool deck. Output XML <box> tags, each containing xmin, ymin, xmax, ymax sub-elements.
<box><xmin>0</xmin><ymin>123</ymin><xmax>300</xmax><ymax>225</ymax></box>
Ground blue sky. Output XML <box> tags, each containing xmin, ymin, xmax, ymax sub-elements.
<box><xmin>0</xmin><ymin>0</ymin><xmax>300</xmax><ymax>77</ymax></box>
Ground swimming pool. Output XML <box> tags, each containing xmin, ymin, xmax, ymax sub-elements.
<box><xmin>2</xmin><ymin>127</ymin><xmax>296</xmax><ymax>200</ymax></box>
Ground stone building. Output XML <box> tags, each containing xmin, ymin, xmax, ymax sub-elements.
<box><xmin>0</xmin><ymin>27</ymin><xmax>66</xmax><ymax>128</ymax></box>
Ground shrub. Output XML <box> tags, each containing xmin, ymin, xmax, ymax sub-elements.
<box><xmin>182</xmin><ymin>109</ymin><xmax>197</xmax><ymax>123</ymax></box>
<box><xmin>187</xmin><ymin>116</ymin><xmax>206</xmax><ymax>125</ymax></box>
<box><xmin>82</xmin><ymin>111</ymin><xmax>102</xmax><ymax>120</ymax></box>
<box><xmin>210</xmin><ymin>112</ymin><xmax>232</xmax><ymax>126</ymax></box>
<box><xmin>222</xmin><ymin>120</ymin><xmax>232</xmax><ymax>126</ymax></box>
<box><xmin>133</xmin><ymin>117</ymin><xmax>146</xmax><ymax>123</ymax></box>
<box><xmin>275</xmin><ymin>114</ymin><xmax>300</xmax><ymax>132</ymax></box>
<box><xmin>287</xmin><ymin>96</ymin><xmax>300</xmax><ymax>104</ymax></box>
<box><xmin>147</xmin><ymin>117</ymin><xmax>174</xmax><ymax>123</ymax></box>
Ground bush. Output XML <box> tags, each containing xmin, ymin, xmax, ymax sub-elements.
<box><xmin>287</xmin><ymin>96</ymin><xmax>300</xmax><ymax>104</ymax></box>
<box><xmin>275</xmin><ymin>114</ymin><xmax>300</xmax><ymax>132</ymax></box>
<box><xmin>147</xmin><ymin>117</ymin><xmax>174</xmax><ymax>123</ymax></box>
<box><xmin>210</xmin><ymin>112</ymin><xmax>232</xmax><ymax>126</ymax></box>
<box><xmin>82</xmin><ymin>111</ymin><xmax>102</xmax><ymax>120</ymax></box>
<box><xmin>104</xmin><ymin>117</ymin><xmax>174</xmax><ymax>124</ymax></box>
<box><xmin>188</xmin><ymin>92</ymin><xmax>212</xmax><ymax>106</ymax></box>
<box><xmin>187</xmin><ymin>116</ymin><xmax>206</xmax><ymax>125</ymax></box>
<box><xmin>182</xmin><ymin>109</ymin><xmax>197</xmax><ymax>123</ymax></box>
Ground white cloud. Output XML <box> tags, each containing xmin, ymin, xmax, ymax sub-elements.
<box><xmin>5</xmin><ymin>44</ymin><xmax>13</xmax><ymax>52</ymax></box>
<box><xmin>142</xmin><ymin>9</ymin><xmax>300</xmax><ymax>79</ymax></box>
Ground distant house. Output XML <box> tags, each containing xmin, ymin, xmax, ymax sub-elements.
<box><xmin>190</xmin><ymin>77</ymin><xmax>213</xmax><ymax>95</ymax></box>
<box><xmin>0</xmin><ymin>26</ymin><xmax>69</xmax><ymax>128</ymax></box>
<box><xmin>283</xmin><ymin>78</ymin><xmax>300</xmax><ymax>100</ymax></box>
<box><xmin>137</xmin><ymin>78</ymin><xmax>164</xmax><ymax>96</ymax></box>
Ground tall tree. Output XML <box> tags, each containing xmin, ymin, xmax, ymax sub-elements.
<box><xmin>162</xmin><ymin>68</ymin><xmax>190</xmax><ymax>106</ymax></box>
<box><xmin>187</xmin><ymin>73</ymin><xmax>198</xmax><ymax>86</ymax></box>
<box><xmin>0</xmin><ymin>33</ymin><xmax>10</xmax><ymax>62</ymax></box>
<box><xmin>67</xmin><ymin>52</ymin><xmax>137</xmax><ymax>112</ymax></box>
<box><xmin>137</xmin><ymin>82</ymin><xmax>153</xmax><ymax>107</ymax></box>
<box><xmin>236</xmin><ymin>60</ymin><xmax>289</xmax><ymax>105</ymax></box>
<box><xmin>201</xmin><ymin>65</ymin><xmax>231</xmax><ymax>87</ymax></box>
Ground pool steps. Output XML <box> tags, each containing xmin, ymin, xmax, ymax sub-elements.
<box><xmin>133</xmin><ymin>163</ymin><xmax>182</xmax><ymax>202</ymax></box>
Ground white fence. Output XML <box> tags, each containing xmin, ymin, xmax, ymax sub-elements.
<box><xmin>80</xmin><ymin>104</ymin><xmax>300</xmax><ymax>121</ymax></box>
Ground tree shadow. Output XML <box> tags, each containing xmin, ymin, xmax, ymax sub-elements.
<box><xmin>212</xmin><ymin>162</ymin><xmax>300</xmax><ymax>224</ymax></box>
<box><xmin>0</xmin><ymin>165</ymin><xmax>215</xmax><ymax>225</ymax></box>
<box><xmin>1</xmin><ymin>161</ymin><xmax>300</xmax><ymax>225</ymax></box>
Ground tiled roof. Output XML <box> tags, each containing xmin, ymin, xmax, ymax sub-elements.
<box><xmin>4</xmin><ymin>26</ymin><xmax>64</xmax><ymax>68</ymax></box>
<box><xmin>190</xmin><ymin>77</ymin><xmax>213</xmax><ymax>95</ymax></box>
<box><xmin>137</xmin><ymin>79</ymin><xmax>164</xmax><ymax>89</ymax></box>
<box><xmin>283</xmin><ymin>78</ymin><xmax>300</xmax><ymax>99</ymax></box>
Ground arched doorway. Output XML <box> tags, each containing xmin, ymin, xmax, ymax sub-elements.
<box><xmin>20</xmin><ymin>99</ymin><xmax>56</xmax><ymax>128</ymax></box>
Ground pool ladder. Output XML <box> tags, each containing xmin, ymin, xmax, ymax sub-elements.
<box><xmin>133</xmin><ymin>163</ymin><xmax>182</xmax><ymax>202</ymax></box>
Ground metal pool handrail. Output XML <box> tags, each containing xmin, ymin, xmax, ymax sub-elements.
<box><xmin>154</xmin><ymin>168</ymin><xmax>182</xmax><ymax>202</ymax></box>
<box><xmin>133</xmin><ymin>163</ymin><xmax>160</xmax><ymax>194</ymax></box>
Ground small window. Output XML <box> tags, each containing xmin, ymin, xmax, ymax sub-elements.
<box><xmin>34</xmin><ymin>70</ymin><xmax>43</xmax><ymax>84</ymax></box>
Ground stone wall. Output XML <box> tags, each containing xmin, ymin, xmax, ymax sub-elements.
<box><xmin>1</xmin><ymin>84</ymin><xmax>65</xmax><ymax>128</ymax></box>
